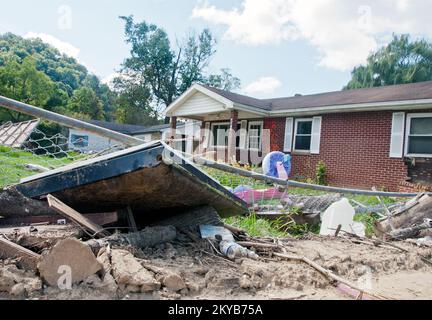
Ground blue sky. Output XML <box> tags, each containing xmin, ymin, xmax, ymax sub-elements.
<box><xmin>0</xmin><ymin>0</ymin><xmax>430</xmax><ymax>99</ymax></box>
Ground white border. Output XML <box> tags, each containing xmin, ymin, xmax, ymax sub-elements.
<box><xmin>405</xmin><ymin>113</ymin><xmax>432</xmax><ymax>158</ymax></box>
<box><xmin>293</xmin><ymin>118</ymin><xmax>313</xmax><ymax>153</ymax></box>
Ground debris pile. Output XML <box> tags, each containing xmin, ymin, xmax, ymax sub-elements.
<box><xmin>1</xmin><ymin>205</ymin><xmax>432</xmax><ymax>300</ymax></box>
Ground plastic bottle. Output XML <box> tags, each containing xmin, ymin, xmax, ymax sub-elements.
<box><xmin>219</xmin><ymin>241</ymin><xmax>259</xmax><ymax>260</ymax></box>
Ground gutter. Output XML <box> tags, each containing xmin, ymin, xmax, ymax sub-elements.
<box><xmin>231</xmin><ymin>98</ymin><xmax>432</xmax><ymax>118</ymax></box>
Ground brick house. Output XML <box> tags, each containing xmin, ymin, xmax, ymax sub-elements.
<box><xmin>166</xmin><ymin>81</ymin><xmax>432</xmax><ymax>192</ymax></box>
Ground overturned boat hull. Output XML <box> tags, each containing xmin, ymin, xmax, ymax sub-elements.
<box><xmin>16</xmin><ymin>142</ymin><xmax>248</xmax><ymax>219</ymax></box>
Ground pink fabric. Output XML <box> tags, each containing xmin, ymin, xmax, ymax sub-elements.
<box><xmin>234</xmin><ymin>188</ymin><xmax>287</xmax><ymax>204</ymax></box>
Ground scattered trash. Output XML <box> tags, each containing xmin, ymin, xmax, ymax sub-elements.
<box><xmin>199</xmin><ymin>225</ymin><xmax>234</xmax><ymax>242</ymax></box>
<box><xmin>219</xmin><ymin>240</ymin><xmax>259</xmax><ymax>260</ymax></box>
<box><xmin>320</xmin><ymin>198</ymin><xmax>356</xmax><ymax>236</ymax></box>
<box><xmin>262</xmin><ymin>151</ymin><xmax>291</xmax><ymax>179</ymax></box>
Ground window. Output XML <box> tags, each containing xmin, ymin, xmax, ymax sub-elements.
<box><xmin>71</xmin><ymin>134</ymin><xmax>89</xmax><ymax>148</ymax></box>
<box><xmin>211</xmin><ymin>122</ymin><xmax>241</xmax><ymax>148</ymax></box>
<box><xmin>248</xmin><ymin>121</ymin><xmax>263</xmax><ymax>150</ymax></box>
<box><xmin>294</xmin><ymin>119</ymin><xmax>313</xmax><ymax>151</ymax></box>
<box><xmin>406</xmin><ymin>114</ymin><xmax>432</xmax><ymax>156</ymax></box>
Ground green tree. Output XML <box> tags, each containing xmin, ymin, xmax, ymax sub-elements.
<box><xmin>119</xmin><ymin>16</ymin><xmax>241</xmax><ymax>122</ymax></box>
<box><xmin>345</xmin><ymin>34</ymin><xmax>432</xmax><ymax>89</ymax></box>
<box><xmin>113</xmin><ymin>73</ymin><xmax>161</xmax><ymax>126</ymax></box>
<box><xmin>67</xmin><ymin>87</ymin><xmax>104</xmax><ymax>120</ymax></box>
<box><xmin>0</xmin><ymin>56</ymin><xmax>54</xmax><ymax>121</ymax></box>
<box><xmin>0</xmin><ymin>33</ymin><xmax>119</xmax><ymax>122</ymax></box>
<box><xmin>206</xmin><ymin>68</ymin><xmax>241</xmax><ymax>92</ymax></box>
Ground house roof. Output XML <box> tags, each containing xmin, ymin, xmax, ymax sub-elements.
<box><xmin>174</xmin><ymin>81</ymin><xmax>432</xmax><ymax>115</ymax></box>
<box><xmin>201</xmin><ymin>84</ymin><xmax>272</xmax><ymax>110</ymax></box>
<box><xmin>265</xmin><ymin>81</ymin><xmax>432</xmax><ymax>111</ymax></box>
<box><xmin>87</xmin><ymin>120</ymin><xmax>173</xmax><ymax>135</ymax></box>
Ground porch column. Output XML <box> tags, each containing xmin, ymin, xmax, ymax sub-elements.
<box><xmin>227</xmin><ymin>110</ymin><xmax>238</xmax><ymax>164</ymax></box>
<box><xmin>169</xmin><ymin>116</ymin><xmax>177</xmax><ymax>145</ymax></box>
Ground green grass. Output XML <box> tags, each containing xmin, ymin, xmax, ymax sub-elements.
<box><xmin>0</xmin><ymin>146</ymin><xmax>79</xmax><ymax>187</ymax></box>
<box><xmin>224</xmin><ymin>214</ymin><xmax>288</xmax><ymax>238</ymax></box>
<box><xmin>209</xmin><ymin>168</ymin><xmax>399</xmax><ymax>238</ymax></box>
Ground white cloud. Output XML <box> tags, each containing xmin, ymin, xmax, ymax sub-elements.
<box><xmin>192</xmin><ymin>0</ymin><xmax>432</xmax><ymax>71</ymax></box>
<box><xmin>243</xmin><ymin>76</ymin><xmax>282</xmax><ymax>95</ymax></box>
<box><xmin>24</xmin><ymin>32</ymin><xmax>80</xmax><ymax>59</ymax></box>
<box><xmin>23</xmin><ymin>32</ymin><xmax>99</xmax><ymax>74</ymax></box>
<box><xmin>101</xmin><ymin>72</ymin><xmax>121</xmax><ymax>90</ymax></box>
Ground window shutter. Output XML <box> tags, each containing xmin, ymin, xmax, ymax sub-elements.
<box><xmin>203</xmin><ymin>122</ymin><xmax>211</xmax><ymax>148</ymax></box>
<box><xmin>390</xmin><ymin>112</ymin><xmax>405</xmax><ymax>158</ymax></box>
<box><xmin>310</xmin><ymin>116</ymin><xmax>322</xmax><ymax>154</ymax></box>
<box><xmin>239</xmin><ymin>120</ymin><xmax>248</xmax><ymax>149</ymax></box>
<box><xmin>284</xmin><ymin>118</ymin><xmax>294</xmax><ymax>152</ymax></box>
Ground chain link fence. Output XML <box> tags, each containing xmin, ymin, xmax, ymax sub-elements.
<box><xmin>0</xmin><ymin>116</ymin><xmax>126</xmax><ymax>188</ymax></box>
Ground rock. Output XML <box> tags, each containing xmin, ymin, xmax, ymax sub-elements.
<box><xmin>110</xmin><ymin>249</ymin><xmax>160</xmax><ymax>293</ymax></box>
<box><xmin>162</xmin><ymin>273</ymin><xmax>186</xmax><ymax>292</ymax></box>
<box><xmin>240</xmin><ymin>275</ymin><xmax>252</xmax><ymax>289</ymax></box>
<box><xmin>194</xmin><ymin>267</ymin><xmax>209</xmax><ymax>276</ymax></box>
<box><xmin>38</xmin><ymin>238</ymin><xmax>102</xmax><ymax>286</ymax></box>
<box><xmin>96</xmin><ymin>248</ymin><xmax>118</xmax><ymax>292</ymax></box>
<box><xmin>0</xmin><ymin>272</ymin><xmax>15</xmax><ymax>292</ymax></box>
<box><xmin>10</xmin><ymin>283</ymin><xmax>25</xmax><ymax>297</ymax></box>
<box><xmin>22</xmin><ymin>277</ymin><xmax>42</xmax><ymax>295</ymax></box>
<box><xmin>186</xmin><ymin>282</ymin><xmax>203</xmax><ymax>293</ymax></box>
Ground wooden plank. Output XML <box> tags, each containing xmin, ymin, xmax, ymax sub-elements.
<box><xmin>47</xmin><ymin>195</ymin><xmax>111</xmax><ymax>238</ymax></box>
<box><xmin>0</xmin><ymin>212</ymin><xmax>118</xmax><ymax>227</ymax></box>
<box><xmin>0</xmin><ymin>237</ymin><xmax>41</xmax><ymax>270</ymax></box>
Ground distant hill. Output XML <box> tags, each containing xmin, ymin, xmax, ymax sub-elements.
<box><xmin>0</xmin><ymin>33</ymin><xmax>117</xmax><ymax>122</ymax></box>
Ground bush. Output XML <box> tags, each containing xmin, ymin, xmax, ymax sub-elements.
<box><xmin>315</xmin><ymin>161</ymin><xmax>327</xmax><ymax>185</ymax></box>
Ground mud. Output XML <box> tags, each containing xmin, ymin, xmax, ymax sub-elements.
<box><xmin>0</xmin><ymin>226</ymin><xmax>431</xmax><ymax>300</ymax></box>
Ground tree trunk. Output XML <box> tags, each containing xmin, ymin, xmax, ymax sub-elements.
<box><xmin>0</xmin><ymin>187</ymin><xmax>57</xmax><ymax>218</ymax></box>
<box><xmin>86</xmin><ymin>226</ymin><xmax>177</xmax><ymax>254</ymax></box>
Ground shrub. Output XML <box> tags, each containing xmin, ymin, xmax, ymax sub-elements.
<box><xmin>315</xmin><ymin>161</ymin><xmax>327</xmax><ymax>185</ymax></box>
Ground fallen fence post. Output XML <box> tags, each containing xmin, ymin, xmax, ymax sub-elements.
<box><xmin>199</xmin><ymin>158</ymin><xmax>430</xmax><ymax>198</ymax></box>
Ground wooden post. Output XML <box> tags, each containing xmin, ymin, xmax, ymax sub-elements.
<box><xmin>227</xmin><ymin>110</ymin><xmax>238</xmax><ymax>164</ymax></box>
<box><xmin>169</xmin><ymin>116</ymin><xmax>177</xmax><ymax>146</ymax></box>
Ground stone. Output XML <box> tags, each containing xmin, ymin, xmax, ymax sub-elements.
<box><xmin>162</xmin><ymin>273</ymin><xmax>186</xmax><ymax>292</ymax></box>
<box><xmin>0</xmin><ymin>272</ymin><xmax>15</xmax><ymax>292</ymax></box>
<box><xmin>10</xmin><ymin>283</ymin><xmax>25</xmax><ymax>297</ymax></box>
<box><xmin>37</xmin><ymin>238</ymin><xmax>102</xmax><ymax>286</ymax></box>
<box><xmin>110</xmin><ymin>249</ymin><xmax>160</xmax><ymax>293</ymax></box>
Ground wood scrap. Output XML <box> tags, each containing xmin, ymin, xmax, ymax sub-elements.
<box><xmin>375</xmin><ymin>194</ymin><xmax>432</xmax><ymax>236</ymax></box>
<box><xmin>223</xmin><ymin>223</ymin><xmax>247</xmax><ymax>236</ymax></box>
<box><xmin>47</xmin><ymin>194</ymin><xmax>110</xmax><ymax>238</ymax></box>
<box><xmin>390</xmin><ymin>219</ymin><xmax>432</xmax><ymax>240</ymax></box>
<box><xmin>0</xmin><ymin>236</ymin><xmax>40</xmax><ymax>270</ymax></box>
<box><xmin>236</xmin><ymin>241</ymin><xmax>281</xmax><ymax>250</ymax></box>
<box><xmin>274</xmin><ymin>252</ymin><xmax>390</xmax><ymax>300</ymax></box>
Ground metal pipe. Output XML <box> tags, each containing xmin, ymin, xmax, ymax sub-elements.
<box><xmin>200</xmin><ymin>158</ymin><xmax>428</xmax><ymax>198</ymax></box>
<box><xmin>0</xmin><ymin>95</ymin><xmax>145</xmax><ymax>146</ymax></box>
